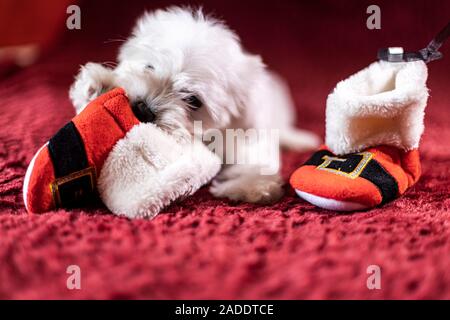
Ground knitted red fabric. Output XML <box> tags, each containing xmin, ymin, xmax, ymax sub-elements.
<box><xmin>0</xmin><ymin>0</ymin><xmax>449</xmax><ymax>299</ymax></box>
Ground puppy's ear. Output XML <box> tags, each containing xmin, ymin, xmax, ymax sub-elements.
<box><xmin>69</xmin><ymin>62</ymin><xmax>115</xmax><ymax>114</ymax></box>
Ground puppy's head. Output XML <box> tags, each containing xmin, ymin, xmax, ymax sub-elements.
<box><xmin>70</xmin><ymin>7</ymin><xmax>264</xmax><ymax>139</ymax></box>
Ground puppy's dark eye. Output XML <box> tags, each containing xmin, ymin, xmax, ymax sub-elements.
<box><xmin>145</xmin><ymin>64</ymin><xmax>154</xmax><ymax>70</ymax></box>
<box><xmin>183</xmin><ymin>95</ymin><xmax>203</xmax><ymax>109</ymax></box>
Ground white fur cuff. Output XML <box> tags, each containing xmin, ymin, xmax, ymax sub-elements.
<box><xmin>325</xmin><ymin>61</ymin><xmax>429</xmax><ymax>155</ymax></box>
<box><xmin>98</xmin><ymin>123</ymin><xmax>221</xmax><ymax>219</ymax></box>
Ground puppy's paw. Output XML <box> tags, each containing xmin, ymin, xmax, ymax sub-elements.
<box><xmin>281</xmin><ymin>129</ymin><xmax>321</xmax><ymax>151</ymax></box>
<box><xmin>69</xmin><ymin>62</ymin><xmax>115</xmax><ymax>113</ymax></box>
<box><xmin>210</xmin><ymin>167</ymin><xmax>284</xmax><ymax>204</ymax></box>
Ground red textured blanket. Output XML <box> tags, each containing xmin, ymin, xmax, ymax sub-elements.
<box><xmin>0</xmin><ymin>0</ymin><xmax>449</xmax><ymax>299</ymax></box>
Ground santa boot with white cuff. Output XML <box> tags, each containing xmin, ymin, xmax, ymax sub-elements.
<box><xmin>290</xmin><ymin>60</ymin><xmax>428</xmax><ymax>211</ymax></box>
<box><xmin>290</xmin><ymin>21</ymin><xmax>449</xmax><ymax>211</ymax></box>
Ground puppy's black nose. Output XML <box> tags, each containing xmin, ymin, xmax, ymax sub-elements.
<box><xmin>131</xmin><ymin>100</ymin><xmax>156</xmax><ymax>123</ymax></box>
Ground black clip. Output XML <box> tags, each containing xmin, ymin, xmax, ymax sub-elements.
<box><xmin>50</xmin><ymin>166</ymin><xmax>97</xmax><ymax>208</ymax></box>
<box><xmin>378</xmin><ymin>21</ymin><xmax>449</xmax><ymax>63</ymax></box>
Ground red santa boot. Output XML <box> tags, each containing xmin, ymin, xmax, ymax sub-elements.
<box><xmin>290</xmin><ymin>60</ymin><xmax>428</xmax><ymax>211</ymax></box>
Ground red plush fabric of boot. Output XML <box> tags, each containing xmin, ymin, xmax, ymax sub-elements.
<box><xmin>290</xmin><ymin>145</ymin><xmax>421</xmax><ymax>211</ymax></box>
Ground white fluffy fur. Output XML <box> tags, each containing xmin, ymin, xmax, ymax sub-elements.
<box><xmin>70</xmin><ymin>6</ymin><xmax>320</xmax><ymax>213</ymax></box>
<box><xmin>326</xmin><ymin>60</ymin><xmax>429</xmax><ymax>155</ymax></box>
<box><xmin>98</xmin><ymin>123</ymin><xmax>221</xmax><ymax>219</ymax></box>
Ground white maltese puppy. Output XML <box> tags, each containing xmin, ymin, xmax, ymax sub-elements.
<box><xmin>69</xmin><ymin>6</ymin><xmax>319</xmax><ymax>205</ymax></box>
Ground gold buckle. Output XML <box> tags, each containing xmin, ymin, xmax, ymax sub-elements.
<box><xmin>316</xmin><ymin>152</ymin><xmax>373</xmax><ymax>179</ymax></box>
<box><xmin>50</xmin><ymin>167</ymin><xmax>97</xmax><ymax>208</ymax></box>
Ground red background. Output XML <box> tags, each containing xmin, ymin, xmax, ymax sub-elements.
<box><xmin>0</xmin><ymin>0</ymin><xmax>449</xmax><ymax>299</ymax></box>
